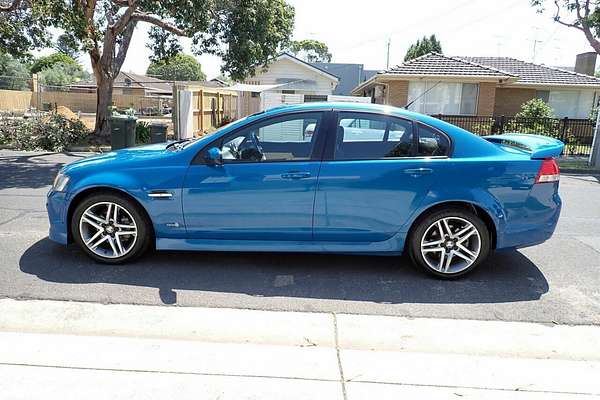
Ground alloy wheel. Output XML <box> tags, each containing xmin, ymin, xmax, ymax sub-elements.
<box><xmin>420</xmin><ymin>216</ymin><xmax>482</xmax><ymax>274</ymax></box>
<box><xmin>79</xmin><ymin>201</ymin><xmax>138</xmax><ymax>259</ymax></box>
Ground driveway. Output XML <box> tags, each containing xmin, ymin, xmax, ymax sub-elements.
<box><xmin>1</xmin><ymin>151</ymin><xmax>599</xmax><ymax>325</ymax></box>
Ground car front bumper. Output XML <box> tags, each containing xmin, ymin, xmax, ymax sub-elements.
<box><xmin>46</xmin><ymin>190</ymin><xmax>69</xmax><ymax>245</ymax></box>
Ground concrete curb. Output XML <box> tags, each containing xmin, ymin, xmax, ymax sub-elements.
<box><xmin>1</xmin><ymin>298</ymin><xmax>600</xmax><ymax>361</ymax></box>
<box><xmin>560</xmin><ymin>168</ymin><xmax>600</xmax><ymax>175</ymax></box>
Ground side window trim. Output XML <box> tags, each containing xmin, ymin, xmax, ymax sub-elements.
<box><xmin>192</xmin><ymin>111</ymin><xmax>327</xmax><ymax>165</ymax></box>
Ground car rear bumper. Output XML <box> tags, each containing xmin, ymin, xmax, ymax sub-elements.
<box><xmin>46</xmin><ymin>190</ymin><xmax>69</xmax><ymax>245</ymax></box>
<box><xmin>497</xmin><ymin>183</ymin><xmax>562</xmax><ymax>249</ymax></box>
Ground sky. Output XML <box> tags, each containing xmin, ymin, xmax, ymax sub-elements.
<box><xmin>75</xmin><ymin>0</ymin><xmax>597</xmax><ymax>79</ymax></box>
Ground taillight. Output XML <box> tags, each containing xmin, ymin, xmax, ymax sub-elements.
<box><xmin>535</xmin><ymin>158</ymin><xmax>560</xmax><ymax>184</ymax></box>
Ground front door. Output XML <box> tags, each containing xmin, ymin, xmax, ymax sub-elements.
<box><xmin>314</xmin><ymin>112</ymin><xmax>449</xmax><ymax>242</ymax></box>
<box><xmin>182</xmin><ymin>111</ymin><xmax>327</xmax><ymax>241</ymax></box>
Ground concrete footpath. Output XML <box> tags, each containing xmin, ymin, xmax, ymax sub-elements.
<box><xmin>0</xmin><ymin>299</ymin><xmax>599</xmax><ymax>399</ymax></box>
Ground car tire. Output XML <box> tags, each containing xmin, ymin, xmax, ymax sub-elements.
<box><xmin>71</xmin><ymin>193</ymin><xmax>152</xmax><ymax>264</ymax></box>
<box><xmin>408</xmin><ymin>207</ymin><xmax>490</xmax><ymax>279</ymax></box>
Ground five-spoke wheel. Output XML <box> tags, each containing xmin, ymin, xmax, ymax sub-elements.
<box><xmin>410</xmin><ymin>208</ymin><xmax>490</xmax><ymax>278</ymax></box>
<box><xmin>72</xmin><ymin>193</ymin><xmax>151</xmax><ymax>263</ymax></box>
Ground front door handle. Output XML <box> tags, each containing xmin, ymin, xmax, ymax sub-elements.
<box><xmin>403</xmin><ymin>168</ymin><xmax>433</xmax><ymax>176</ymax></box>
<box><xmin>281</xmin><ymin>171</ymin><xmax>312</xmax><ymax>180</ymax></box>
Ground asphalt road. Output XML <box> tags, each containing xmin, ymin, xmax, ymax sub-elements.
<box><xmin>1</xmin><ymin>150</ymin><xmax>599</xmax><ymax>325</ymax></box>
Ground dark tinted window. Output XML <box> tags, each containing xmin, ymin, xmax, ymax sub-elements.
<box><xmin>417</xmin><ymin>123</ymin><xmax>450</xmax><ymax>156</ymax></box>
<box><xmin>218</xmin><ymin>112</ymin><xmax>322</xmax><ymax>163</ymax></box>
<box><xmin>334</xmin><ymin>113</ymin><xmax>413</xmax><ymax>160</ymax></box>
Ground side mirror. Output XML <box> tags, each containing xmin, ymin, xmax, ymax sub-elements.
<box><xmin>205</xmin><ymin>147</ymin><xmax>223</xmax><ymax>165</ymax></box>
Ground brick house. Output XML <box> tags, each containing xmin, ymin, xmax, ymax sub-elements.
<box><xmin>352</xmin><ymin>52</ymin><xmax>600</xmax><ymax>119</ymax></box>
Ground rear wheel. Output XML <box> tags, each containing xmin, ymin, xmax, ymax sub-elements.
<box><xmin>71</xmin><ymin>193</ymin><xmax>151</xmax><ymax>264</ymax></box>
<box><xmin>409</xmin><ymin>208</ymin><xmax>490</xmax><ymax>279</ymax></box>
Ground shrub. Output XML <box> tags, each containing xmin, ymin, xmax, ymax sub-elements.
<box><xmin>515</xmin><ymin>98</ymin><xmax>556</xmax><ymax>120</ymax></box>
<box><xmin>507</xmin><ymin>99</ymin><xmax>560</xmax><ymax>137</ymax></box>
<box><xmin>0</xmin><ymin>113</ymin><xmax>90</xmax><ymax>151</ymax></box>
<box><xmin>136</xmin><ymin>122</ymin><xmax>151</xmax><ymax>144</ymax></box>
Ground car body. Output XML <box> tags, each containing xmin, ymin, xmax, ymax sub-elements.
<box><xmin>47</xmin><ymin>102</ymin><xmax>564</xmax><ymax>278</ymax></box>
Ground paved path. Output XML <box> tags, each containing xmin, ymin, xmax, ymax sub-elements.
<box><xmin>1</xmin><ymin>151</ymin><xmax>599</xmax><ymax>325</ymax></box>
<box><xmin>1</xmin><ymin>299</ymin><xmax>600</xmax><ymax>400</ymax></box>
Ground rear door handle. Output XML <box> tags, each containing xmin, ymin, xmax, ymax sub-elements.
<box><xmin>281</xmin><ymin>171</ymin><xmax>312</xmax><ymax>180</ymax></box>
<box><xmin>403</xmin><ymin>168</ymin><xmax>433</xmax><ymax>176</ymax></box>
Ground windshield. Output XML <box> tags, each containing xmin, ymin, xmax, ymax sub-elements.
<box><xmin>167</xmin><ymin>115</ymin><xmax>256</xmax><ymax>152</ymax></box>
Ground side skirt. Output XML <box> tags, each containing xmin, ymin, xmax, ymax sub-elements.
<box><xmin>156</xmin><ymin>232</ymin><xmax>406</xmax><ymax>255</ymax></box>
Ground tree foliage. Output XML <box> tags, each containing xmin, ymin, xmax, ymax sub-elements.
<box><xmin>286</xmin><ymin>39</ymin><xmax>332</xmax><ymax>63</ymax></box>
<box><xmin>147</xmin><ymin>54</ymin><xmax>206</xmax><ymax>81</ymax></box>
<box><xmin>531</xmin><ymin>1</ymin><xmax>600</xmax><ymax>54</ymax></box>
<box><xmin>0</xmin><ymin>0</ymin><xmax>295</xmax><ymax>135</ymax></box>
<box><xmin>0</xmin><ymin>52</ymin><xmax>30</xmax><ymax>89</ymax></box>
<box><xmin>147</xmin><ymin>26</ymin><xmax>183</xmax><ymax>63</ymax></box>
<box><xmin>55</xmin><ymin>33</ymin><xmax>80</xmax><ymax>58</ymax></box>
<box><xmin>404</xmin><ymin>35</ymin><xmax>442</xmax><ymax>61</ymax></box>
<box><xmin>38</xmin><ymin>62</ymin><xmax>89</xmax><ymax>86</ymax></box>
<box><xmin>31</xmin><ymin>52</ymin><xmax>79</xmax><ymax>74</ymax></box>
<box><xmin>0</xmin><ymin>0</ymin><xmax>52</xmax><ymax>60</ymax></box>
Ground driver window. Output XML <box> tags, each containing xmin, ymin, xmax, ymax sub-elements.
<box><xmin>220</xmin><ymin>112</ymin><xmax>322</xmax><ymax>163</ymax></box>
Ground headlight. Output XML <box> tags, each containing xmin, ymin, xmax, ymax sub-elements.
<box><xmin>52</xmin><ymin>173</ymin><xmax>70</xmax><ymax>192</ymax></box>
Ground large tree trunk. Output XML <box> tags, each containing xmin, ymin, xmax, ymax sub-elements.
<box><xmin>94</xmin><ymin>74</ymin><xmax>114</xmax><ymax>137</ymax></box>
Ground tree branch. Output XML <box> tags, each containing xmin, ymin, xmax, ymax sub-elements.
<box><xmin>131</xmin><ymin>13</ymin><xmax>187</xmax><ymax>36</ymax></box>
<box><xmin>0</xmin><ymin>0</ymin><xmax>21</xmax><ymax>12</ymax></box>
<box><xmin>114</xmin><ymin>20</ymin><xmax>136</xmax><ymax>71</ymax></box>
<box><xmin>112</xmin><ymin>1</ymin><xmax>136</xmax><ymax>36</ymax></box>
<box><xmin>554</xmin><ymin>0</ymin><xmax>584</xmax><ymax>30</ymax></box>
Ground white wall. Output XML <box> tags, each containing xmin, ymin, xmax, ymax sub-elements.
<box><xmin>245</xmin><ymin>57</ymin><xmax>337</xmax><ymax>96</ymax></box>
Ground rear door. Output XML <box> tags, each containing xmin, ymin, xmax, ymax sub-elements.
<box><xmin>182</xmin><ymin>111</ymin><xmax>329</xmax><ymax>241</ymax></box>
<box><xmin>314</xmin><ymin>112</ymin><xmax>450</xmax><ymax>242</ymax></box>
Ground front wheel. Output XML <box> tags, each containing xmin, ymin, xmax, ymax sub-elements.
<box><xmin>71</xmin><ymin>193</ymin><xmax>151</xmax><ymax>264</ymax></box>
<box><xmin>409</xmin><ymin>208</ymin><xmax>490</xmax><ymax>279</ymax></box>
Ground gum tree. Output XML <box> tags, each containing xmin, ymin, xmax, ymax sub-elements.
<box><xmin>532</xmin><ymin>0</ymin><xmax>600</xmax><ymax>54</ymax></box>
<box><xmin>1</xmin><ymin>0</ymin><xmax>295</xmax><ymax>135</ymax></box>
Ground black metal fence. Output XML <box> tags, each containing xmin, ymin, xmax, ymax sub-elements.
<box><xmin>434</xmin><ymin>115</ymin><xmax>595</xmax><ymax>156</ymax></box>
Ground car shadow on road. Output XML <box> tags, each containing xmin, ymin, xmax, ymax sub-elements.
<box><xmin>19</xmin><ymin>238</ymin><xmax>549</xmax><ymax>306</ymax></box>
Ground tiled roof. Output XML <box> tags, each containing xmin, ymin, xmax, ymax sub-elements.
<box><xmin>384</xmin><ymin>53</ymin><xmax>516</xmax><ymax>79</ymax></box>
<box><xmin>460</xmin><ymin>57</ymin><xmax>600</xmax><ymax>86</ymax></box>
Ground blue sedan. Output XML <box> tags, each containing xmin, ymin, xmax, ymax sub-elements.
<box><xmin>46</xmin><ymin>102</ymin><xmax>564</xmax><ymax>278</ymax></box>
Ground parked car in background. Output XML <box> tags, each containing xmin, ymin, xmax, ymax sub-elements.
<box><xmin>46</xmin><ymin>103</ymin><xmax>564</xmax><ymax>278</ymax></box>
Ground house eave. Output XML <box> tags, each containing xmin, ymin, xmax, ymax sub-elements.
<box><xmin>505</xmin><ymin>81</ymin><xmax>600</xmax><ymax>90</ymax></box>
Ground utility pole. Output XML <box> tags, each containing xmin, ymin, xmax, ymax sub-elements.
<box><xmin>590</xmin><ymin>106</ymin><xmax>600</xmax><ymax>167</ymax></box>
<box><xmin>386</xmin><ymin>38</ymin><xmax>391</xmax><ymax>70</ymax></box>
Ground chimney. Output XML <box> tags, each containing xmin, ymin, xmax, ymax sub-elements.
<box><xmin>574</xmin><ymin>52</ymin><xmax>597</xmax><ymax>76</ymax></box>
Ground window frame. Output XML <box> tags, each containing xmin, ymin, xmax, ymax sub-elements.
<box><xmin>323</xmin><ymin>111</ymin><xmax>452</xmax><ymax>161</ymax></box>
<box><xmin>191</xmin><ymin>110</ymin><xmax>331</xmax><ymax>165</ymax></box>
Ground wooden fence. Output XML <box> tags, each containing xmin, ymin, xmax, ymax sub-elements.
<box><xmin>174</xmin><ymin>85</ymin><xmax>239</xmax><ymax>137</ymax></box>
<box><xmin>0</xmin><ymin>88</ymin><xmax>166</xmax><ymax>114</ymax></box>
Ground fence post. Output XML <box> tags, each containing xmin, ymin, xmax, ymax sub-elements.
<box><xmin>499</xmin><ymin>115</ymin><xmax>505</xmax><ymax>134</ymax></box>
<box><xmin>590</xmin><ymin>110</ymin><xmax>600</xmax><ymax>167</ymax></box>
<box><xmin>561</xmin><ymin>117</ymin><xmax>569</xmax><ymax>143</ymax></box>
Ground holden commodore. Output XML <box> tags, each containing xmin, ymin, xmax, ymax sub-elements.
<box><xmin>47</xmin><ymin>102</ymin><xmax>563</xmax><ymax>278</ymax></box>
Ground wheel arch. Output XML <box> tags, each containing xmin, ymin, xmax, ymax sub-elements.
<box><xmin>404</xmin><ymin>200</ymin><xmax>498</xmax><ymax>252</ymax></box>
<box><xmin>66</xmin><ymin>186</ymin><xmax>155</xmax><ymax>243</ymax></box>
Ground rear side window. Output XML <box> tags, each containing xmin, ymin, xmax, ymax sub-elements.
<box><xmin>334</xmin><ymin>113</ymin><xmax>413</xmax><ymax>160</ymax></box>
<box><xmin>417</xmin><ymin>123</ymin><xmax>450</xmax><ymax>157</ymax></box>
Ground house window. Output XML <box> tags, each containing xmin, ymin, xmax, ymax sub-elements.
<box><xmin>407</xmin><ymin>81</ymin><xmax>479</xmax><ymax>115</ymax></box>
<box><xmin>282</xmin><ymin>89</ymin><xmax>296</xmax><ymax>94</ymax></box>
<box><xmin>537</xmin><ymin>90</ymin><xmax>595</xmax><ymax>119</ymax></box>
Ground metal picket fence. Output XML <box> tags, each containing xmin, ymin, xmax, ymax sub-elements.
<box><xmin>434</xmin><ymin>115</ymin><xmax>595</xmax><ymax>156</ymax></box>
